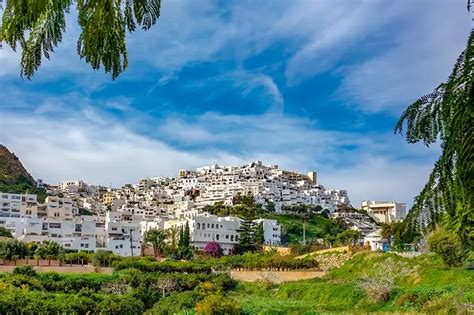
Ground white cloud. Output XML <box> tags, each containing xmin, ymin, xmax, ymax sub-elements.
<box><xmin>337</xmin><ymin>0</ymin><xmax>471</xmax><ymax>113</ymax></box>
<box><xmin>0</xmin><ymin>107</ymin><xmax>439</xmax><ymax>207</ymax></box>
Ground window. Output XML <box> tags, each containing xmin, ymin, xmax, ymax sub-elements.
<box><xmin>231</xmin><ymin>235</ymin><xmax>234</xmax><ymax>241</ymax></box>
<box><xmin>197</xmin><ymin>223</ymin><xmax>200</xmax><ymax>229</ymax></box>
<box><xmin>211</xmin><ymin>224</ymin><xmax>214</xmax><ymax>229</ymax></box>
<box><xmin>216</xmin><ymin>234</ymin><xmax>219</xmax><ymax>240</ymax></box>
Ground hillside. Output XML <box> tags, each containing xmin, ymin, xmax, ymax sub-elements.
<box><xmin>0</xmin><ymin>144</ymin><xmax>35</xmax><ymax>185</ymax></box>
<box><xmin>0</xmin><ymin>144</ymin><xmax>47</xmax><ymax>201</ymax></box>
<box><xmin>230</xmin><ymin>252</ymin><xmax>474</xmax><ymax>314</ymax></box>
<box><xmin>263</xmin><ymin>213</ymin><xmax>345</xmax><ymax>244</ymax></box>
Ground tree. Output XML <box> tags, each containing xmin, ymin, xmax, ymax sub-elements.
<box><xmin>164</xmin><ymin>226</ymin><xmax>179</xmax><ymax>258</ymax></box>
<box><xmin>237</xmin><ymin>206</ymin><xmax>258</xmax><ymax>253</ymax></box>
<box><xmin>178</xmin><ymin>222</ymin><xmax>193</xmax><ymax>259</ymax></box>
<box><xmin>395</xmin><ymin>29</ymin><xmax>474</xmax><ymax>248</ymax></box>
<box><xmin>0</xmin><ymin>0</ymin><xmax>162</xmax><ymax>79</ymax></box>
<box><xmin>154</xmin><ymin>277</ymin><xmax>178</xmax><ymax>298</ymax></box>
<box><xmin>335</xmin><ymin>230</ymin><xmax>360</xmax><ymax>246</ymax></box>
<box><xmin>92</xmin><ymin>249</ymin><xmax>118</xmax><ymax>267</ymax></box>
<box><xmin>144</xmin><ymin>228</ymin><xmax>166</xmax><ymax>257</ymax></box>
<box><xmin>35</xmin><ymin>240</ymin><xmax>63</xmax><ymax>266</ymax></box>
<box><xmin>255</xmin><ymin>222</ymin><xmax>265</xmax><ymax>246</ymax></box>
<box><xmin>203</xmin><ymin>241</ymin><xmax>223</xmax><ymax>258</ymax></box>
<box><xmin>0</xmin><ymin>239</ymin><xmax>29</xmax><ymax>261</ymax></box>
<box><xmin>428</xmin><ymin>227</ymin><xmax>463</xmax><ymax>267</ymax></box>
<box><xmin>0</xmin><ymin>227</ymin><xmax>12</xmax><ymax>238</ymax></box>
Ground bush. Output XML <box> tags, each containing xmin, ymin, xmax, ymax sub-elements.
<box><xmin>97</xmin><ymin>294</ymin><xmax>145</xmax><ymax>315</ymax></box>
<box><xmin>204</xmin><ymin>241</ymin><xmax>223</xmax><ymax>258</ymax></box>
<box><xmin>428</xmin><ymin>228</ymin><xmax>463</xmax><ymax>266</ymax></box>
<box><xmin>358</xmin><ymin>257</ymin><xmax>415</xmax><ymax>303</ymax></box>
<box><xmin>13</xmin><ymin>265</ymin><xmax>37</xmax><ymax>277</ymax></box>
<box><xmin>147</xmin><ymin>291</ymin><xmax>199</xmax><ymax>315</ymax></box>
<box><xmin>195</xmin><ymin>294</ymin><xmax>241</xmax><ymax>315</ymax></box>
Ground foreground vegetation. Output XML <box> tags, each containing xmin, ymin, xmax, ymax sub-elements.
<box><xmin>0</xmin><ymin>252</ymin><xmax>471</xmax><ymax>314</ymax></box>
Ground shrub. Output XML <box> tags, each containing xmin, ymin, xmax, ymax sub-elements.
<box><xmin>358</xmin><ymin>257</ymin><xmax>414</xmax><ymax>303</ymax></box>
<box><xmin>13</xmin><ymin>265</ymin><xmax>37</xmax><ymax>277</ymax></box>
<box><xmin>428</xmin><ymin>228</ymin><xmax>463</xmax><ymax>266</ymax></box>
<box><xmin>195</xmin><ymin>294</ymin><xmax>241</xmax><ymax>315</ymax></box>
<box><xmin>97</xmin><ymin>294</ymin><xmax>145</xmax><ymax>315</ymax></box>
<box><xmin>204</xmin><ymin>241</ymin><xmax>223</xmax><ymax>258</ymax></box>
<box><xmin>421</xmin><ymin>292</ymin><xmax>473</xmax><ymax>314</ymax></box>
<box><xmin>147</xmin><ymin>291</ymin><xmax>199</xmax><ymax>315</ymax></box>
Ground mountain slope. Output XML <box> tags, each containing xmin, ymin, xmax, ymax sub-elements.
<box><xmin>0</xmin><ymin>144</ymin><xmax>47</xmax><ymax>201</ymax></box>
<box><xmin>0</xmin><ymin>144</ymin><xmax>35</xmax><ymax>185</ymax></box>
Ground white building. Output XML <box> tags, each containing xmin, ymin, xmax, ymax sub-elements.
<box><xmin>1</xmin><ymin>192</ymin><xmax>41</xmax><ymax>218</ymax></box>
<box><xmin>165</xmin><ymin>210</ymin><xmax>281</xmax><ymax>255</ymax></box>
<box><xmin>361</xmin><ymin>200</ymin><xmax>406</xmax><ymax>224</ymax></box>
<box><xmin>59</xmin><ymin>180</ymin><xmax>86</xmax><ymax>193</ymax></box>
<box><xmin>363</xmin><ymin>229</ymin><xmax>388</xmax><ymax>251</ymax></box>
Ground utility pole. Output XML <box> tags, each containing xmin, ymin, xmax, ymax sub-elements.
<box><xmin>130</xmin><ymin>228</ymin><xmax>134</xmax><ymax>259</ymax></box>
<box><xmin>303</xmin><ymin>218</ymin><xmax>306</xmax><ymax>245</ymax></box>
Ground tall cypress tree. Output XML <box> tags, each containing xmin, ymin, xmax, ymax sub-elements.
<box><xmin>183</xmin><ymin>221</ymin><xmax>191</xmax><ymax>248</ymax></box>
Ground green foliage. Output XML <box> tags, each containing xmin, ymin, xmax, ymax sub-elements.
<box><xmin>0</xmin><ymin>176</ymin><xmax>48</xmax><ymax>203</ymax></box>
<box><xmin>255</xmin><ymin>222</ymin><xmax>265</xmax><ymax>246</ymax></box>
<box><xmin>0</xmin><ymin>227</ymin><xmax>12</xmax><ymax>238</ymax></box>
<box><xmin>395</xmin><ymin>30</ymin><xmax>474</xmax><ymax>247</ymax></box>
<box><xmin>0</xmin><ymin>0</ymin><xmax>162</xmax><ymax>79</ymax></box>
<box><xmin>92</xmin><ymin>249</ymin><xmax>120</xmax><ymax>267</ymax></box>
<box><xmin>98</xmin><ymin>294</ymin><xmax>145</xmax><ymax>314</ymax></box>
<box><xmin>63</xmin><ymin>251</ymin><xmax>93</xmax><ymax>265</ymax></box>
<box><xmin>13</xmin><ymin>265</ymin><xmax>37</xmax><ymax>277</ymax></box>
<box><xmin>0</xmin><ymin>252</ymin><xmax>471</xmax><ymax>314</ymax></box>
<box><xmin>281</xmin><ymin>204</ymin><xmax>323</xmax><ymax>214</ymax></box>
<box><xmin>195</xmin><ymin>294</ymin><xmax>241</xmax><ymax>315</ymax></box>
<box><xmin>147</xmin><ymin>291</ymin><xmax>199</xmax><ymax>315</ymax></box>
<box><xmin>428</xmin><ymin>228</ymin><xmax>463</xmax><ymax>266</ymax></box>
<box><xmin>0</xmin><ymin>239</ymin><xmax>29</xmax><ymax>260</ymax></box>
<box><xmin>335</xmin><ymin>229</ymin><xmax>361</xmax><ymax>246</ymax></box>
<box><xmin>264</xmin><ymin>213</ymin><xmax>345</xmax><ymax>244</ymax></box>
<box><xmin>177</xmin><ymin>222</ymin><xmax>193</xmax><ymax>259</ymax></box>
<box><xmin>230</xmin><ymin>252</ymin><xmax>473</xmax><ymax>313</ymax></box>
<box><xmin>144</xmin><ymin>228</ymin><xmax>166</xmax><ymax>257</ymax></box>
<box><xmin>34</xmin><ymin>240</ymin><xmax>63</xmax><ymax>263</ymax></box>
<box><xmin>237</xmin><ymin>205</ymin><xmax>259</xmax><ymax>253</ymax></box>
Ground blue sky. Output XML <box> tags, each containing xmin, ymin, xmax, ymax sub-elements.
<box><xmin>0</xmin><ymin>0</ymin><xmax>471</xmax><ymax>207</ymax></box>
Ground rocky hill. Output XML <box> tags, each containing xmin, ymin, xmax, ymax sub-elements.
<box><xmin>0</xmin><ymin>144</ymin><xmax>35</xmax><ymax>185</ymax></box>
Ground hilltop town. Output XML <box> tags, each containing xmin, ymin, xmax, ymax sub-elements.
<box><xmin>1</xmin><ymin>145</ymin><xmax>406</xmax><ymax>256</ymax></box>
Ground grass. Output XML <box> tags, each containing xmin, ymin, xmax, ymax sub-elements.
<box><xmin>229</xmin><ymin>252</ymin><xmax>474</xmax><ymax>314</ymax></box>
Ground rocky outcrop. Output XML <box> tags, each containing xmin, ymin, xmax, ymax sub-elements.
<box><xmin>0</xmin><ymin>144</ymin><xmax>35</xmax><ymax>185</ymax></box>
